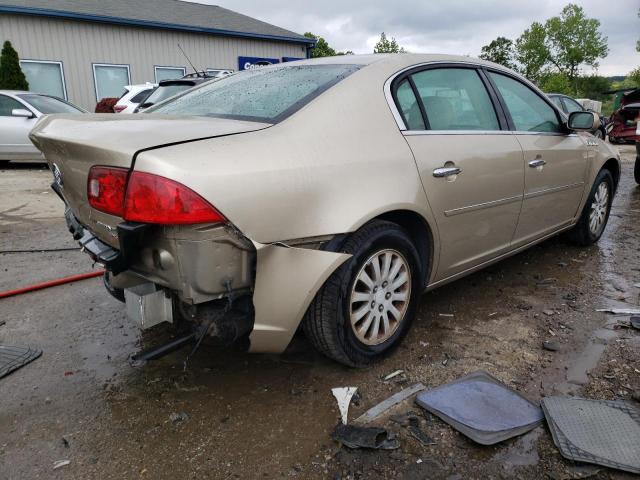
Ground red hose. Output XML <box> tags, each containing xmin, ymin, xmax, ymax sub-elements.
<box><xmin>0</xmin><ymin>270</ymin><xmax>104</xmax><ymax>299</ymax></box>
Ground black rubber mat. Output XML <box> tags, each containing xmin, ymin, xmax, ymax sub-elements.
<box><xmin>542</xmin><ymin>397</ymin><xmax>640</xmax><ymax>474</ymax></box>
<box><xmin>0</xmin><ymin>345</ymin><xmax>42</xmax><ymax>379</ymax></box>
<box><xmin>415</xmin><ymin>370</ymin><xmax>543</xmax><ymax>445</ymax></box>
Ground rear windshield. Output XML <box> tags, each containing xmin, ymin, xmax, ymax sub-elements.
<box><xmin>142</xmin><ymin>84</ymin><xmax>194</xmax><ymax>107</ymax></box>
<box><xmin>148</xmin><ymin>64</ymin><xmax>359</xmax><ymax>123</ymax></box>
<box><xmin>17</xmin><ymin>94</ymin><xmax>83</xmax><ymax>114</ymax></box>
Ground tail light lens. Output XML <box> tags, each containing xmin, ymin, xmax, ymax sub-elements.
<box><xmin>87</xmin><ymin>166</ymin><xmax>128</xmax><ymax>216</ymax></box>
<box><xmin>113</xmin><ymin>104</ymin><xmax>127</xmax><ymax>113</ymax></box>
<box><xmin>87</xmin><ymin>168</ymin><xmax>225</xmax><ymax>225</ymax></box>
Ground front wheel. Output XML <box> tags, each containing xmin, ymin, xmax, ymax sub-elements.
<box><xmin>567</xmin><ymin>169</ymin><xmax>613</xmax><ymax>246</ymax></box>
<box><xmin>303</xmin><ymin>220</ymin><xmax>423</xmax><ymax>367</ymax></box>
<box><xmin>635</xmin><ymin>149</ymin><xmax>640</xmax><ymax>184</ymax></box>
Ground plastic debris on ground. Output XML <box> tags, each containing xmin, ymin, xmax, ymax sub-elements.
<box><xmin>415</xmin><ymin>371</ymin><xmax>543</xmax><ymax>445</ymax></box>
<box><xmin>355</xmin><ymin>383</ymin><xmax>425</xmax><ymax>424</ymax></box>
<box><xmin>0</xmin><ymin>345</ymin><xmax>42</xmax><ymax>379</ymax></box>
<box><xmin>331</xmin><ymin>424</ymin><xmax>399</xmax><ymax>450</ymax></box>
<box><xmin>541</xmin><ymin>397</ymin><xmax>640</xmax><ymax>474</ymax></box>
<box><xmin>332</xmin><ymin>387</ymin><xmax>358</xmax><ymax>425</ymax></box>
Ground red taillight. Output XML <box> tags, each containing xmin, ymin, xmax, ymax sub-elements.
<box><xmin>123</xmin><ymin>171</ymin><xmax>225</xmax><ymax>224</ymax></box>
<box><xmin>113</xmin><ymin>104</ymin><xmax>127</xmax><ymax>113</ymax></box>
<box><xmin>87</xmin><ymin>166</ymin><xmax>128</xmax><ymax>216</ymax></box>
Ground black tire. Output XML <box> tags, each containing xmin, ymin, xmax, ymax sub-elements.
<box><xmin>103</xmin><ymin>271</ymin><xmax>125</xmax><ymax>302</ymax></box>
<box><xmin>303</xmin><ymin>220</ymin><xmax>423</xmax><ymax>367</ymax></box>
<box><xmin>635</xmin><ymin>148</ymin><xmax>640</xmax><ymax>185</ymax></box>
<box><xmin>567</xmin><ymin>169</ymin><xmax>614</xmax><ymax>246</ymax></box>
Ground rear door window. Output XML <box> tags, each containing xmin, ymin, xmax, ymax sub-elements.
<box><xmin>395</xmin><ymin>79</ymin><xmax>425</xmax><ymax>130</ymax></box>
<box><xmin>406</xmin><ymin>68</ymin><xmax>500</xmax><ymax>131</ymax></box>
<box><xmin>489</xmin><ymin>73</ymin><xmax>561</xmax><ymax>133</ymax></box>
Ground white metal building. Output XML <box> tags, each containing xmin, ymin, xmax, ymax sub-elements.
<box><xmin>0</xmin><ymin>0</ymin><xmax>314</xmax><ymax>110</ymax></box>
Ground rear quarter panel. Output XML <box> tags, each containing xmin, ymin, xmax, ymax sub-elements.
<box><xmin>133</xmin><ymin>61</ymin><xmax>437</xmax><ymax>250</ymax></box>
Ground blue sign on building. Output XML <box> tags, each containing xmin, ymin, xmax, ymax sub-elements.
<box><xmin>238</xmin><ymin>56</ymin><xmax>280</xmax><ymax>71</ymax></box>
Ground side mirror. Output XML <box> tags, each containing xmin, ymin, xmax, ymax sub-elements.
<box><xmin>12</xmin><ymin>108</ymin><xmax>35</xmax><ymax>118</ymax></box>
<box><xmin>567</xmin><ymin>111</ymin><xmax>599</xmax><ymax>131</ymax></box>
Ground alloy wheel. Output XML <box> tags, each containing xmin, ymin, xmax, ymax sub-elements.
<box><xmin>349</xmin><ymin>249</ymin><xmax>411</xmax><ymax>346</ymax></box>
<box><xmin>589</xmin><ymin>181</ymin><xmax>609</xmax><ymax>236</ymax></box>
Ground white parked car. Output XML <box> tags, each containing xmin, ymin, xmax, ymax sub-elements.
<box><xmin>114</xmin><ymin>83</ymin><xmax>157</xmax><ymax>114</ymax></box>
<box><xmin>0</xmin><ymin>90</ymin><xmax>85</xmax><ymax>163</ymax></box>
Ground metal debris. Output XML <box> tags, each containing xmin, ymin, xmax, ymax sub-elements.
<box><xmin>355</xmin><ymin>383</ymin><xmax>425</xmax><ymax>424</ymax></box>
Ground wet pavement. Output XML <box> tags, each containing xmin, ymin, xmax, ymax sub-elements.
<box><xmin>1</xmin><ymin>146</ymin><xmax>639</xmax><ymax>480</ymax></box>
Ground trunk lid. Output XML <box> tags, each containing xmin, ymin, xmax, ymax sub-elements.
<box><xmin>30</xmin><ymin>113</ymin><xmax>269</xmax><ymax>247</ymax></box>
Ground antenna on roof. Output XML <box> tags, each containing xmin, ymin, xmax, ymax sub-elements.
<box><xmin>178</xmin><ymin>43</ymin><xmax>201</xmax><ymax>76</ymax></box>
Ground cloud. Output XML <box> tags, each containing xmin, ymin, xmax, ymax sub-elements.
<box><xmin>188</xmin><ymin>0</ymin><xmax>639</xmax><ymax>75</ymax></box>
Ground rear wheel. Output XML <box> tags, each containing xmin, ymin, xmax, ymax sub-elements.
<box><xmin>303</xmin><ymin>220</ymin><xmax>423</xmax><ymax>367</ymax></box>
<box><xmin>567</xmin><ymin>169</ymin><xmax>613</xmax><ymax>246</ymax></box>
<box><xmin>635</xmin><ymin>146</ymin><xmax>640</xmax><ymax>184</ymax></box>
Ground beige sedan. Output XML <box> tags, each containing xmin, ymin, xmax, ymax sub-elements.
<box><xmin>30</xmin><ymin>54</ymin><xmax>620</xmax><ymax>367</ymax></box>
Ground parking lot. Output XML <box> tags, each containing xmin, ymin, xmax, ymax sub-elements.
<box><xmin>0</xmin><ymin>143</ymin><xmax>637</xmax><ymax>479</ymax></box>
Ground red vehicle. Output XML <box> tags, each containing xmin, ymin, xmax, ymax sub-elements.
<box><xmin>605</xmin><ymin>88</ymin><xmax>640</xmax><ymax>183</ymax></box>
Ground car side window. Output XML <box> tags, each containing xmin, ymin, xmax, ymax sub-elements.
<box><xmin>408</xmin><ymin>68</ymin><xmax>499</xmax><ymax>131</ymax></box>
<box><xmin>489</xmin><ymin>73</ymin><xmax>561</xmax><ymax>133</ymax></box>
<box><xmin>395</xmin><ymin>79</ymin><xmax>425</xmax><ymax>130</ymax></box>
<box><xmin>561</xmin><ymin>97</ymin><xmax>584</xmax><ymax>114</ymax></box>
<box><xmin>0</xmin><ymin>95</ymin><xmax>25</xmax><ymax>116</ymax></box>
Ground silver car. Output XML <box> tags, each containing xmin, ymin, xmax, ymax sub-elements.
<box><xmin>0</xmin><ymin>91</ymin><xmax>85</xmax><ymax>163</ymax></box>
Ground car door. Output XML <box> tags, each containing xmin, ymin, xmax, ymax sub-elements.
<box><xmin>394</xmin><ymin>66</ymin><xmax>525</xmax><ymax>280</ymax></box>
<box><xmin>0</xmin><ymin>94</ymin><xmax>38</xmax><ymax>160</ymax></box>
<box><xmin>487</xmin><ymin>72</ymin><xmax>589</xmax><ymax>245</ymax></box>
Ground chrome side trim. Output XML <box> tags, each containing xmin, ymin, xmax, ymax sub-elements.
<box><xmin>402</xmin><ymin>130</ymin><xmax>577</xmax><ymax>137</ymax></box>
<box><xmin>404</xmin><ymin>130</ymin><xmax>512</xmax><ymax>136</ymax></box>
<box><xmin>444</xmin><ymin>195</ymin><xmax>522</xmax><ymax>217</ymax></box>
<box><xmin>524</xmin><ymin>182</ymin><xmax>584</xmax><ymax>199</ymax></box>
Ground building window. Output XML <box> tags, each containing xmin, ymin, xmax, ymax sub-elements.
<box><xmin>154</xmin><ymin>66</ymin><xmax>186</xmax><ymax>82</ymax></box>
<box><xmin>19</xmin><ymin>60</ymin><xmax>67</xmax><ymax>99</ymax></box>
<box><xmin>93</xmin><ymin>63</ymin><xmax>131</xmax><ymax>100</ymax></box>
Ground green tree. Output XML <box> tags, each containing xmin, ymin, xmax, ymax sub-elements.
<box><xmin>628</xmin><ymin>67</ymin><xmax>640</xmax><ymax>87</ymax></box>
<box><xmin>515</xmin><ymin>22</ymin><xmax>550</xmax><ymax>83</ymax></box>
<box><xmin>575</xmin><ymin>75</ymin><xmax>610</xmax><ymax>99</ymax></box>
<box><xmin>373</xmin><ymin>32</ymin><xmax>406</xmax><ymax>54</ymax></box>
<box><xmin>544</xmin><ymin>4</ymin><xmax>608</xmax><ymax>85</ymax></box>
<box><xmin>0</xmin><ymin>40</ymin><xmax>28</xmax><ymax>90</ymax></box>
<box><xmin>304</xmin><ymin>32</ymin><xmax>352</xmax><ymax>57</ymax></box>
<box><xmin>479</xmin><ymin>37</ymin><xmax>516</xmax><ymax>69</ymax></box>
<box><xmin>538</xmin><ymin>72</ymin><xmax>572</xmax><ymax>94</ymax></box>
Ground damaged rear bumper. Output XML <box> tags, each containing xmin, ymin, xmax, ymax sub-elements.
<box><xmin>65</xmin><ymin>208</ymin><xmax>351</xmax><ymax>353</ymax></box>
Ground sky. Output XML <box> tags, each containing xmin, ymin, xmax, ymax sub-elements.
<box><xmin>188</xmin><ymin>0</ymin><xmax>639</xmax><ymax>76</ymax></box>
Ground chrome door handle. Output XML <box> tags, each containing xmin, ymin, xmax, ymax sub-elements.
<box><xmin>433</xmin><ymin>166</ymin><xmax>462</xmax><ymax>178</ymax></box>
<box><xmin>529</xmin><ymin>159</ymin><xmax>546</xmax><ymax>168</ymax></box>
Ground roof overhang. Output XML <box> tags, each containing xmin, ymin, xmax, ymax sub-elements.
<box><xmin>0</xmin><ymin>5</ymin><xmax>316</xmax><ymax>46</ymax></box>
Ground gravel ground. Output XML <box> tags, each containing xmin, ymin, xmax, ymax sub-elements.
<box><xmin>0</xmin><ymin>144</ymin><xmax>638</xmax><ymax>480</ymax></box>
